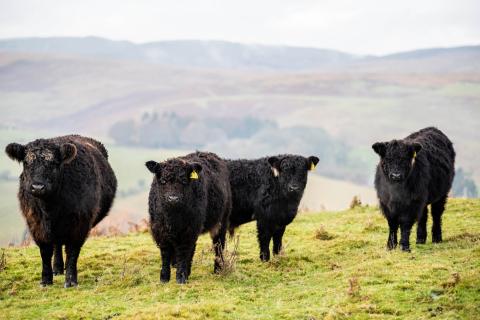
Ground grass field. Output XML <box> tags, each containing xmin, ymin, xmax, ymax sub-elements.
<box><xmin>0</xmin><ymin>199</ymin><xmax>479</xmax><ymax>319</ymax></box>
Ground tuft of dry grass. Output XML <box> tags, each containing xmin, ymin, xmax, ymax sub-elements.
<box><xmin>347</xmin><ymin>277</ymin><xmax>361</xmax><ymax>297</ymax></box>
<box><xmin>350</xmin><ymin>195</ymin><xmax>362</xmax><ymax>209</ymax></box>
<box><xmin>314</xmin><ymin>225</ymin><xmax>336</xmax><ymax>240</ymax></box>
<box><xmin>216</xmin><ymin>236</ymin><xmax>240</xmax><ymax>277</ymax></box>
<box><xmin>442</xmin><ymin>272</ymin><xmax>461</xmax><ymax>289</ymax></box>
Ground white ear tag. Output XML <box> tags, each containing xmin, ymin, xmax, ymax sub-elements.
<box><xmin>272</xmin><ymin>167</ymin><xmax>279</xmax><ymax>177</ymax></box>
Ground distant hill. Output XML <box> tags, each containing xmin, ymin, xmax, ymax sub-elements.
<box><xmin>0</xmin><ymin>37</ymin><xmax>357</xmax><ymax>71</ymax></box>
<box><xmin>1</xmin><ymin>36</ymin><xmax>479</xmax><ymax>72</ymax></box>
<box><xmin>349</xmin><ymin>45</ymin><xmax>480</xmax><ymax>73</ymax></box>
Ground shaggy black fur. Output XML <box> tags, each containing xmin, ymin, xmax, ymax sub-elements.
<box><xmin>146</xmin><ymin>151</ymin><xmax>231</xmax><ymax>284</ymax></box>
<box><xmin>5</xmin><ymin>135</ymin><xmax>117</xmax><ymax>287</ymax></box>
<box><xmin>227</xmin><ymin>154</ymin><xmax>319</xmax><ymax>261</ymax></box>
<box><xmin>372</xmin><ymin>127</ymin><xmax>455</xmax><ymax>252</ymax></box>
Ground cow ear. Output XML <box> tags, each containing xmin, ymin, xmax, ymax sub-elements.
<box><xmin>268</xmin><ymin>156</ymin><xmax>280</xmax><ymax>168</ymax></box>
<box><xmin>146</xmin><ymin>161</ymin><xmax>160</xmax><ymax>174</ymax></box>
<box><xmin>307</xmin><ymin>156</ymin><xmax>319</xmax><ymax>171</ymax></box>
<box><xmin>268</xmin><ymin>156</ymin><xmax>280</xmax><ymax>177</ymax></box>
<box><xmin>5</xmin><ymin>143</ymin><xmax>26</xmax><ymax>162</ymax></box>
<box><xmin>61</xmin><ymin>143</ymin><xmax>77</xmax><ymax>164</ymax></box>
<box><xmin>410</xmin><ymin>143</ymin><xmax>422</xmax><ymax>158</ymax></box>
<box><xmin>372</xmin><ymin>142</ymin><xmax>387</xmax><ymax>157</ymax></box>
<box><xmin>189</xmin><ymin>162</ymin><xmax>202</xmax><ymax>180</ymax></box>
<box><xmin>412</xmin><ymin>143</ymin><xmax>422</xmax><ymax>153</ymax></box>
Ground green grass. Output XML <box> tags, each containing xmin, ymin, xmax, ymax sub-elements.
<box><xmin>1</xmin><ymin>199</ymin><xmax>479</xmax><ymax>319</ymax></box>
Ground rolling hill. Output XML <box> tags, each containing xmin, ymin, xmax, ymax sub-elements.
<box><xmin>0</xmin><ymin>37</ymin><xmax>357</xmax><ymax>71</ymax></box>
<box><xmin>0</xmin><ymin>37</ymin><xmax>479</xmax><ymax>72</ymax></box>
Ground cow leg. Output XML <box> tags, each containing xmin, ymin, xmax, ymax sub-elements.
<box><xmin>187</xmin><ymin>243</ymin><xmax>196</xmax><ymax>278</ymax></box>
<box><xmin>272</xmin><ymin>225</ymin><xmax>286</xmax><ymax>255</ymax></box>
<box><xmin>416</xmin><ymin>206</ymin><xmax>428</xmax><ymax>244</ymax></box>
<box><xmin>386</xmin><ymin>217</ymin><xmax>399</xmax><ymax>250</ymax></box>
<box><xmin>53</xmin><ymin>244</ymin><xmax>64</xmax><ymax>275</ymax></box>
<box><xmin>399</xmin><ymin>215</ymin><xmax>415</xmax><ymax>252</ymax></box>
<box><xmin>381</xmin><ymin>203</ymin><xmax>398</xmax><ymax>250</ymax></box>
<box><xmin>39</xmin><ymin>243</ymin><xmax>54</xmax><ymax>286</ymax></box>
<box><xmin>160</xmin><ymin>244</ymin><xmax>174</xmax><ymax>283</ymax></box>
<box><xmin>212</xmin><ymin>223</ymin><xmax>227</xmax><ymax>274</ymax></box>
<box><xmin>175</xmin><ymin>239</ymin><xmax>197</xmax><ymax>284</ymax></box>
<box><xmin>257</xmin><ymin>221</ymin><xmax>272</xmax><ymax>262</ymax></box>
<box><xmin>64</xmin><ymin>244</ymin><xmax>81</xmax><ymax>288</ymax></box>
<box><xmin>431</xmin><ymin>196</ymin><xmax>447</xmax><ymax>243</ymax></box>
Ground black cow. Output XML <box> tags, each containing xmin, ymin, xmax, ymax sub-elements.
<box><xmin>372</xmin><ymin>127</ymin><xmax>455</xmax><ymax>251</ymax></box>
<box><xmin>5</xmin><ymin>135</ymin><xmax>117</xmax><ymax>287</ymax></box>
<box><xmin>146</xmin><ymin>152</ymin><xmax>231</xmax><ymax>284</ymax></box>
<box><xmin>227</xmin><ymin>154</ymin><xmax>319</xmax><ymax>261</ymax></box>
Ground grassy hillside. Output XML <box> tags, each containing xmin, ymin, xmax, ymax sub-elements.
<box><xmin>1</xmin><ymin>199</ymin><xmax>479</xmax><ymax>319</ymax></box>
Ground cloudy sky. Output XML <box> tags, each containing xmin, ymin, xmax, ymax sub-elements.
<box><xmin>0</xmin><ymin>0</ymin><xmax>478</xmax><ymax>55</ymax></box>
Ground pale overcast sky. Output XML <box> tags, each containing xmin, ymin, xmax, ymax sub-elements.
<box><xmin>0</xmin><ymin>0</ymin><xmax>478</xmax><ymax>55</ymax></box>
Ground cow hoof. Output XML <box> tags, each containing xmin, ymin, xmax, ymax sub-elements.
<box><xmin>53</xmin><ymin>270</ymin><xmax>64</xmax><ymax>276</ymax></box>
<box><xmin>160</xmin><ymin>277</ymin><xmax>170</xmax><ymax>283</ymax></box>
<box><xmin>401</xmin><ymin>247</ymin><xmax>411</xmax><ymax>252</ymax></box>
<box><xmin>40</xmin><ymin>280</ymin><xmax>53</xmax><ymax>287</ymax></box>
<box><xmin>386</xmin><ymin>243</ymin><xmax>397</xmax><ymax>250</ymax></box>
<box><xmin>64</xmin><ymin>281</ymin><xmax>78</xmax><ymax>288</ymax></box>
<box><xmin>176</xmin><ymin>274</ymin><xmax>187</xmax><ymax>284</ymax></box>
<box><xmin>416</xmin><ymin>239</ymin><xmax>426</xmax><ymax>244</ymax></box>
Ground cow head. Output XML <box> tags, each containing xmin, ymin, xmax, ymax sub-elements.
<box><xmin>146</xmin><ymin>159</ymin><xmax>202</xmax><ymax>208</ymax></box>
<box><xmin>372</xmin><ymin>140</ymin><xmax>422</xmax><ymax>183</ymax></box>
<box><xmin>268</xmin><ymin>155</ymin><xmax>319</xmax><ymax>197</ymax></box>
<box><xmin>5</xmin><ymin>140</ymin><xmax>77</xmax><ymax>197</ymax></box>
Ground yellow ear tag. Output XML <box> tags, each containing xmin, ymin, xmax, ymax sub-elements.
<box><xmin>309</xmin><ymin>163</ymin><xmax>316</xmax><ymax>171</ymax></box>
<box><xmin>413</xmin><ymin>152</ymin><xmax>417</xmax><ymax>159</ymax></box>
<box><xmin>190</xmin><ymin>170</ymin><xmax>199</xmax><ymax>180</ymax></box>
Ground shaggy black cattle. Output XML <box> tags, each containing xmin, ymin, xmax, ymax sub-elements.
<box><xmin>146</xmin><ymin>152</ymin><xmax>231</xmax><ymax>284</ymax></box>
<box><xmin>5</xmin><ymin>135</ymin><xmax>117</xmax><ymax>287</ymax></box>
<box><xmin>227</xmin><ymin>154</ymin><xmax>319</xmax><ymax>261</ymax></box>
<box><xmin>372</xmin><ymin>127</ymin><xmax>455</xmax><ymax>252</ymax></box>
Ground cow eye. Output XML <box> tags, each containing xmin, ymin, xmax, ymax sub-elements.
<box><xmin>25</xmin><ymin>152</ymin><xmax>36</xmax><ymax>163</ymax></box>
<box><xmin>41</xmin><ymin>151</ymin><xmax>54</xmax><ymax>161</ymax></box>
<box><xmin>159</xmin><ymin>178</ymin><xmax>167</xmax><ymax>185</ymax></box>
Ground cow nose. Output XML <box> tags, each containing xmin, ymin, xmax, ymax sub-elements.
<box><xmin>31</xmin><ymin>183</ymin><xmax>45</xmax><ymax>191</ymax></box>
<box><xmin>389</xmin><ymin>173</ymin><xmax>401</xmax><ymax>180</ymax></box>
<box><xmin>166</xmin><ymin>195</ymin><xmax>180</xmax><ymax>202</ymax></box>
<box><xmin>288</xmin><ymin>185</ymin><xmax>300</xmax><ymax>192</ymax></box>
